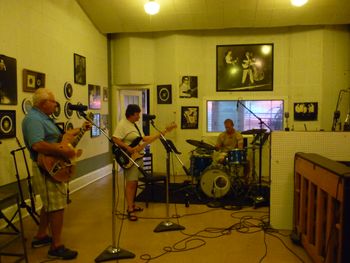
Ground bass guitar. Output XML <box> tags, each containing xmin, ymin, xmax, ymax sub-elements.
<box><xmin>37</xmin><ymin>118</ymin><xmax>92</xmax><ymax>182</ymax></box>
<box><xmin>113</xmin><ymin>122</ymin><xmax>177</xmax><ymax>169</ymax></box>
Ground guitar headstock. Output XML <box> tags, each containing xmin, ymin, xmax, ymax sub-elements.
<box><xmin>165</xmin><ymin>122</ymin><xmax>177</xmax><ymax>132</ymax></box>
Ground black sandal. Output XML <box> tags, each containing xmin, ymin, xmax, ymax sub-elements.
<box><xmin>133</xmin><ymin>205</ymin><xmax>143</xmax><ymax>212</ymax></box>
<box><xmin>127</xmin><ymin>210</ymin><xmax>138</xmax><ymax>221</ymax></box>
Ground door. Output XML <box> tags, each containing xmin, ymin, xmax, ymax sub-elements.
<box><xmin>118</xmin><ymin>90</ymin><xmax>143</xmax><ymax>125</ymax></box>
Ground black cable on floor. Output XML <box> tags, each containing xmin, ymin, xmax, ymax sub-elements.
<box><xmin>139</xmin><ymin>209</ymin><xmax>308</xmax><ymax>263</ymax></box>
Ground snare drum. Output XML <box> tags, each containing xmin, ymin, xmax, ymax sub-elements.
<box><xmin>226</xmin><ymin>149</ymin><xmax>247</xmax><ymax>165</ymax></box>
<box><xmin>200</xmin><ymin>165</ymin><xmax>230</xmax><ymax>198</ymax></box>
<box><xmin>190</xmin><ymin>155</ymin><xmax>213</xmax><ymax>177</ymax></box>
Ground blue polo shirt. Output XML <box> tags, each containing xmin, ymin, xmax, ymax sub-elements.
<box><xmin>22</xmin><ymin>107</ymin><xmax>61</xmax><ymax>161</ymax></box>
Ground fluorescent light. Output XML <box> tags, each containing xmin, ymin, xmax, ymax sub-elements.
<box><xmin>291</xmin><ymin>0</ymin><xmax>308</xmax><ymax>7</ymax></box>
<box><xmin>144</xmin><ymin>0</ymin><xmax>160</xmax><ymax>15</ymax></box>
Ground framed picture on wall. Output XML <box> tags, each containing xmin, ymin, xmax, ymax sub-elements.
<box><xmin>216</xmin><ymin>43</ymin><xmax>274</xmax><ymax>92</ymax></box>
<box><xmin>294</xmin><ymin>102</ymin><xmax>318</xmax><ymax>121</ymax></box>
<box><xmin>157</xmin><ymin>84</ymin><xmax>172</xmax><ymax>104</ymax></box>
<box><xmin>0</xmin><ymin>110</ymin><xmax>16</xmax><ymax>139</ymax></box>
<box><xmin>74</xmin><ymin>53</ymin><xmax>86</xmax><ymax>85</ymax></box>
<box><xmin>88</xmin><ymin>84</ymin><xmax>101</xmax><ymax>109</ymax></box>
<box><xmin>0</xmin><ymin>54</ymin><xmax>17</xmax><ymax>105</ymax></box>
<box><xmin>181</xmin><ymin>106</ymin><xmax>199</xmax><ymax>129</ymax></box>
<box><xmin>22</xmin><ymin>69</ymin><xmax>45</xmax><ymax>93</ymax></box>
<box><xmin>179</xmin><ymin>76</ymin><xmax>198</xmax><ymax>98</ymax></box>
<box><xmin>91</xmin><ymin>113</ymin><xmax>101</xmax><ymax>137</ymax></box>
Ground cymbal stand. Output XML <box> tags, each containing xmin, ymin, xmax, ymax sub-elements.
<box><xmin>237</xmin><ymin>100</ymin><xmax>272</xmax><ymax>207</ymax></box>
<box><xmin>150</xmin><ymin>120</ymin><xmax>185</xmax><ymax>232</ymax></box>
<box><xmin>80</xmin><ymin>112</ymin><xmax>136</xmax><ymax>262</ymax></box>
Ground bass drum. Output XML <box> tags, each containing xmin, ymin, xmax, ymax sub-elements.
<box><xmin>200</xmin><ymin>166</ymin><xmax>231</xmax><ymax>198</ymax></box>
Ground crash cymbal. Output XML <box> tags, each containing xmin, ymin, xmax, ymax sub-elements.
<box><xmin>241</xmin><ymin>128</ymin><xmax>267</xmax><ymax>135</ymax></box>
<box><xmin>186</xmin><ymin>139</ymin><xmax>215</xmax><ymax>150</ymax></box>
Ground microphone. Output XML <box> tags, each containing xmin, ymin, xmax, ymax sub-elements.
<box><xmin>143</xmin><ymin>114</ymin><xmax>156</xmax><ymax>120</ymax></box>
<box><xmin>68</xmin><ymin>103</ymin><xmax>88</xmax><ymax>111</ymax></box>
<box><xmin>236</xmin><ymin>99</ymin><xmax>239</xmax><ymax>110</ymax></box>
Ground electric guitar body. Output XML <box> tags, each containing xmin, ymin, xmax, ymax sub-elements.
<box><xmin>37</xmin><ymin>123</ymin><xmax>89</xmax><ymax>182</ymax></box>
<box><xmin>113</xmin><ymin>122</ymin><xmax>177</xmax><ymax>169</ymax></box>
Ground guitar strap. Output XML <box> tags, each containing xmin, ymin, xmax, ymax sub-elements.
<box><xmin>54</xmin><ymin>122</ymin><xmax>64</xmax><ymax>135</ymax></box>
<box><xmin>134</xmin><ymin>123</ymin><xmax>142</xmax><ymax>137</ymax></box>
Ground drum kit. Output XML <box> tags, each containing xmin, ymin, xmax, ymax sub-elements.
<box><xmin>186</xmin><ymin>128</ymin><xmax>267</xmax><ymax>201</ymax></box>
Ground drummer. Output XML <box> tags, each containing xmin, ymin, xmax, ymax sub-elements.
<box><xmin>215</xmin><ymin>118</ymin><xmax>243</xmax><ymax>155</ymax></box>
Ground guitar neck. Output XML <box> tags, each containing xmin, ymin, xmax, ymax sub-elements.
<box><xmin>71</xmin><ymin>127</ymin><xmax>86</xmax><ymax>148</ymax></box>
<box><xmin>136</xmin><ymin>128</ymin><xmax>169</xmax><ymax>152</ymax></box>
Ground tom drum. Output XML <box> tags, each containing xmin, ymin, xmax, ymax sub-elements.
<box><xmin>226</xmin><ymin>149</ymin><xmax>247</xmax><ymax>165</ymax></box>
<box><xmin>190</xmin><ymin>155</ymin><xmax>212</xmax><ymax>177</ymax></box>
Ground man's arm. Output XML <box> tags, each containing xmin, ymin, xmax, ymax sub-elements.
<box><xmin>237</xmin><ymin>134</ymin><xmax>244</xmax><ymax>149</ymax></box>
<box><xmin>112</xmin><ymin>136</ymin><xmax>137</xmax><ymax>154</ymax></box>
<box><xmin>32</xmin><ymin>141</ymin><xmax>76</xmax><ymax>159</ymax></box>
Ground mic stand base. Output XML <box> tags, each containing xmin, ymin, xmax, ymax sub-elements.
<box><xmin>95</xmin><ymin>246</ymin><xmax>135</xmax><ymax>262</ymax></box>
<box><xmin>154</xmin><ymin>221</ymin><xmax>185</xmax><ymax>233</ymax></box>
<box><xmin>253</xmin><ymin>195</ymin><xmax>269</xmax><ymax>208</ymax></box>
<box><xmin>251</xmin><ymin>184</ymin><xmax>270</xmax><ymax>208</ymax></box>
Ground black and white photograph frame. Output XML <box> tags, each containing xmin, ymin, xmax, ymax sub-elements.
<box><xmin>179</xmin><ymin>76</ymin><xmax>198</xmax><ymax>98</ymax></box>
<box><xmin>216</xmin><ymin>44</ymin><xmax>274</xmax><ymax>92</ymax></box>
<box><xmin>157</xmin><ymin>84</ymin><xmax>172</xmax><ymax>104</ymax></box>
<box><xmin>0</xmin><ymin>55</ymin><xmax>17</xmax><ymax>105</ymax></box>
<box><xmin>294</xmin><ymin>102</ymin><xmax>318</xmax><ymax>121</ymax></box>
<box><xmin>181</xmin><ymin>106</ymin><xmax>199</xmax><ymax>129</ymax></box>
<box><xmin>74</xmin><ymin>53</ymin><xmax>86</xmax><ymax>85</ymax></box>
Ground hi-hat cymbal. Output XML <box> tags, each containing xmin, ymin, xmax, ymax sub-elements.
<box><xmin>186</xmin><ymin>139</ymin><xmax>215</xmax><ymax>150</ymax></box>
<box><xmin>241</xmin><ymin>128</ymin><xmax>267</xmax><ymax>135</ymax></box>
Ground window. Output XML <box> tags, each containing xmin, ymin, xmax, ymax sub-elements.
<box><xmin>207</xmin><ymin>100</ymin><xmax>284</xmax><ymax>132</ymax></box>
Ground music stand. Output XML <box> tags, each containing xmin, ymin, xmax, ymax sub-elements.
<box><xmin>79</xmin><ymin>112</ymin><xmax>135</xmax><ymax>262</ymax></box>
<box><xmin>10</xmin><ymin>139</ymin><xmax>40</xmax><ymax>226</ymax></box>
<box><xmin>151</xmin><ymin>121</ymin><xmax>185</xmax><ymax>232</ymax></box>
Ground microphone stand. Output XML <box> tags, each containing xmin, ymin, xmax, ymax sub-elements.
<box><xmin>237</xmin><ymin>100</ymin><xmax>271</xmax><ymax>208</ymax></box>
<box><xmin>150</xmin><ymin>120</ymin><xmax>185</xmax><ymax>232</ymax></box>
<box><xmin>79</xmin><ymin>112</ymin><xmax>135</xmax><ymax>262</ymax></box>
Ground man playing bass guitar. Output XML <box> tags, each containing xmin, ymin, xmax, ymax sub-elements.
<box><xmin>112</xmin><ymin>104</ymin><xmax>176</xmax><ymax>221</ymax></box>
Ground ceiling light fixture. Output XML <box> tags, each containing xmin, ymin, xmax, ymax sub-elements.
<box><xmin>291</xmin><ymin>0</ymin><xmax>308</xmax><ymax>7</ymax></box>
<box><xmin>144</xmin><ymin>0</ymin><xmax>160</xmax><ymax>15</ymax></box>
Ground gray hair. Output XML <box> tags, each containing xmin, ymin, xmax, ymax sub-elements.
<box><xmin>32</xmin><ymin>88</ymin><xmax>52</xmax><ymax>107</ymax></box>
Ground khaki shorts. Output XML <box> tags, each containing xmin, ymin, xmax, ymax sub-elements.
<box><xmin>32</xmin><ymin>162</ymin><xmax>67</xmax><ymax>212</ymax></box>
<box><xmin>124</xmin><ymin>159</ymin><xmax>144</xmax><ymax>181</ymax></box>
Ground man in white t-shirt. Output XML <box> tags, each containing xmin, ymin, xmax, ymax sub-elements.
<box><xmin>112</xmin><ymin>104</ymin><xmax>166</xmax><ymax>221</ymax></box>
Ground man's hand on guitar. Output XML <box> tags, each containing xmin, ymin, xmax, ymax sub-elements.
<box><xmin>128</xmin><ymin>145</ymin><xmax>141</xmax><ymax>154</ymax></box>
<box><xmin>58</xmin><ymin>144</ymin><xmax>76</xmax><ymax>159</ymax></box>
<box><xmin>82</xmin><ymin>121</ymin><xmax>92</xmax><ymax>131</ymax></box>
